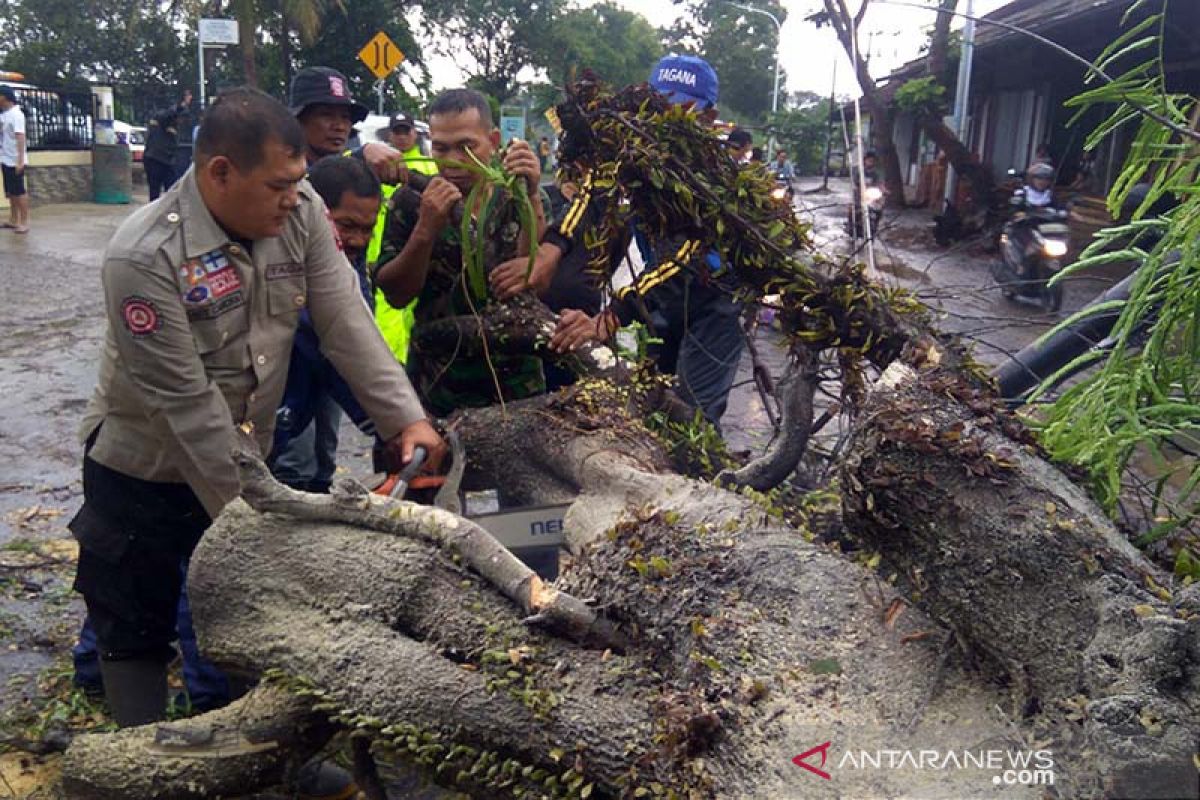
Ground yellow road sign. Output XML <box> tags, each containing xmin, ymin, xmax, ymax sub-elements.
<box><xmin>358</xmin><ymin>32</ymin><xmax>404</xmax><ymax>80</ymax></box>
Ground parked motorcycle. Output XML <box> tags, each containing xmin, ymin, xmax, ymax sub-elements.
<box><xmin>993</xmin><ymin>189</ymin><xmax>1070</xmax><ymax>312</ymax></box>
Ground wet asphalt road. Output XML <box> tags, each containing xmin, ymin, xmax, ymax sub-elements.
<box><xmin>0</xmin><ymin>180</ymin><xmax>1128</xmax><ymax>729</ymax></box>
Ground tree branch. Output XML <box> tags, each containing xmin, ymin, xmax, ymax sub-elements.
<box><xmin>233</xmin><ymin>443</ymin><xmax>627</xmax><ymax>652</ymax></box>
<box><xmin>717</xmin><ymin>347</ymin><xmax>819</xmax><ymax>490</ymax></box>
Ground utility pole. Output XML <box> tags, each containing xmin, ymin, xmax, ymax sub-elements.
<box><xmin>943</xmin><ymin>0</ymin><xmax>976</xmax><ymax>206</ymax></box>
<box><xmin>821</xmin><ymin>60</ymin><xmax>837</xmax><ymax>191</ymax></box>
<box><xmin>720</xmin><ymin>1</ymin><xmax>782</xmax><ymax>157</ymax></box>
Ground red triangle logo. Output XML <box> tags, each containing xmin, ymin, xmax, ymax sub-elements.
<box><xmin>792</xmin><ymin>741</ymin><xmax>832</xmax><ymax>780</ymax></box>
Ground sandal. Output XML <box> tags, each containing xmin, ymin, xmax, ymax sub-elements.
<box><xmin>13</xmin><ymin>226</ymin><xmax>28</xmax><ymax>234</ymax></box>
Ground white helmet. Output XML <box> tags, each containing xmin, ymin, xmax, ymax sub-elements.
<box><xmin>1027</xmin><ymin>162</ymin><xmax>1054</xmax><ymax>180</ymax></box>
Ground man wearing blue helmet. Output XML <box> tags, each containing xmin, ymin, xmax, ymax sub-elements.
<box><xmin>541</xmin><ymin>55</ymin><xmax>745</xmax><ymax>431</ymax></box>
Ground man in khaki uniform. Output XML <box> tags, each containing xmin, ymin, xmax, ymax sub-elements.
<box><xmin>70</xmin><ymin>86</ymin><xmax>442</xmax><ymax>729</ymax></box>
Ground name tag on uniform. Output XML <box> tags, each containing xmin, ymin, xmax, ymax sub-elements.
<box><xmin>266</xmin><ymin>262</ymin><xmax>304</xmax><ymax>280</ymax></box>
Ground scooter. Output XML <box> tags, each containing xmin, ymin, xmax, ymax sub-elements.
<box><xmin>993</xmin><ymin>194</ymin><xmax>1070</xmax><ymax>313</ymax></box>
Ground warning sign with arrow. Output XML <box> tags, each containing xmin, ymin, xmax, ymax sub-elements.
<box><xmin>358</xmin><ymin>31</ymin><xmax>404</xmax><ymax>80</ymax></box>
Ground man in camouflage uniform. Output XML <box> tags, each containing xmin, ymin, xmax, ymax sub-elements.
<box><xmin>375</xmin><ymin>88</ymin><xmax>547</xmax><ymax>417</ymax></box>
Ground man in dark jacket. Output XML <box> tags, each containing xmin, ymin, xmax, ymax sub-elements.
<box><xmin>270</xmin><ymin>66</ymin><xmax>409</xmax><ymax>491</ymax></box>
<box><xmin>270</xmin><ymin>155</ymin><xmax>383</xmax><ymax>484</ymax></box>
<box><xmin>142</xmin><ymin>90</ymin><xmax>192</xmax><ymax>200</ymax></box>
<box><xmin>547</xmin><ymin>56</ymin><xmax>745</xmax><ymax>430</ymax></box>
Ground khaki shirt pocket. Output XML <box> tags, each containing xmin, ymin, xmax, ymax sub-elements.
<box><xmin>267</xmin><ymin>274</ymin><xmax>308</xmax><ymax>318</ymax></box>
<box><xmin>189</xmin><ymin>301</ymin><xmax>250</xmax><ymax>369</ymax></box>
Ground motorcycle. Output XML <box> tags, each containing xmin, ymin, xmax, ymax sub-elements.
<box><xmin>847</xmin><ymin>180</ymin><xmax>884</xmax><ymax>240</ymax></box>
<box><xmin>993</xmin><ymin>190</ymin><xmax>1070</xmax><ymax>312</ymax></box>
<box><xmin>770</xmin><ymin>176</ymin><xmax>794</xmax><ymax>205</ymax></box>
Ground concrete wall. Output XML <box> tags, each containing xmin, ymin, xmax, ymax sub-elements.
<box><xmin>0</xmin><ymin>151</ymin><xmax>94</xmax><ymax>210</ymax></box>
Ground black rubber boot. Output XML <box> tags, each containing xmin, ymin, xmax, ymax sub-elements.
<box><xmin>295</xmin><ymin>759</ymin><xmax>358</xmax><ymax>800</ymax></box>
<box><xmin>98</xmin><ymin>658</ymin><xmax>168</xmax><ymax>728</ymax></box>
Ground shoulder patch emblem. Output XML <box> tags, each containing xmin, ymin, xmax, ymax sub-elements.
<box><xmin>179</xmin><ymin>259</ymin><xmax>206</xmax><ymax>285</ymax></box>
<box><xmin>122</xmin><ymin>296</ymin><xmax>162</xmax><ymax>337</ymax></box>
<box><xmin>206</xmin><ymin>266</ymin><xmax>241</xmax><ymax>298</ymax></box>
<box><xmin>186</xmin><ymin>292</ymin><xmax>244</xmax><ymax>321</ymax></box>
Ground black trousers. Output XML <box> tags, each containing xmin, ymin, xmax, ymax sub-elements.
<box><xmin>144</xmin><ymin>158</ymin><xmax>175</xmax><ymax>201</ymax></box>
<box><xmin>69</xmin><ymin>454</ymin><xmax>211</xmax><ymax>662</ymax></box>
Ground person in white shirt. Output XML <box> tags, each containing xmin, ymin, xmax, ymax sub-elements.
<box><xmin>0</xmin><ymin>87</ymin><xmax>29</xmax><ymax>233</ymax></box>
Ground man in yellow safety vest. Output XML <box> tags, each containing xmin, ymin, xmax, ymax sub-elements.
<box><xmin>368</xmin><ymin>112</ymin><xmax>439</xmax><ymax>364</ymax></box>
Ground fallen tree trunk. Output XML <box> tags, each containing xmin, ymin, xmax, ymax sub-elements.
<box><xmin>842</xmin><ymin>362</ymin><xmax>1200</xmax><ymax>799</ymax></box>
<box><xmin>62</xmin><ymin>395</ymin><xmax>1034</xmax><ymax>798</ymax></box>
<box><xmin>60</xmin><ymin>682</ymin><xmax>334</xmax><ymax>799</ymax></box>
<box><xmin>57</xmin><ymin>332</ymin><xmax>1200</xmax><ymax>798</ymax></box>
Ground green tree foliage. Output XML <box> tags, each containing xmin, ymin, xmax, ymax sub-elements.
<box><xmin>295</xmin><ymin>0</ymin><xmax>428</xmax><ymax>112</ymax></box>
<box><xmin>892</xmin><ymin>76</ymin><xmax>946</xmax><ymax>118</ymax></box>
<box><xmin>766</xmin><ymin>91</ymin><xmax>835</xmax><ymax>174</ymax></box>
<box><xmin>0</xmin><ymin>0</ymin><xmax>193</xmax><ymax>95</ymax></box>
<box><xmin>1036</xmin><ymin>9</ymin><xmax>1200</xmax><ymax>570</ymax></box>
<box><xmin>0</xmin><ymin>0</ymin><xmax>426</xmax><ymax>119</ymax></box>
<box><xmin>419</xmin><ymin>0</ymin><xmax>564</xmax><ymax>102</ymax></box>
<box><xmin>543</xmin><ymin>2</ymin><xmax>662</xmax><ymax>90</ymax></box>
<box><xmin>665</xmin><ymin>0</ymin><xmax>786</xmax><ymax>122</ymax></box>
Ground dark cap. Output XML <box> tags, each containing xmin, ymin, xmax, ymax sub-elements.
<box><xmin>288</xmin><ymin>67</ymin><xmax>368</xmax><ymax>123</ymax></box>
<box><xmin>728</xmin><ymin>127</ymin><xmax>752</xmax><ymax>148</ymax></box>
<box><xmin>389</xmin><ymin>112</ymin><xmax>415</xmax><ymax>131</ymax></box>
<box><xmin>0</xmin><ymin>86</ymin><xmax>16</xmax><ymax>103</ymax></box>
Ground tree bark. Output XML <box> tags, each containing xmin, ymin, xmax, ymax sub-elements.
<box><xmin>235</xmin><ymin>4</ymin><xmax>258</xmax><ymax>88</ymax></box>
<box><xmin>841</xmin><ymin>362</ymin><xmax>1200</xmax><ymax>799</ymax></box>
<box><xmin>60</xmin><ymin>382</ymin><xmax>1200</xmax><ymax>799</ymax></box>
<box><xmin>918</xmin><ymin>0</ymin><xmax>996</xmax><ymax>212</ymax></box>
<box><xmin>823</xmin><ymin>0</ymin><xmax>908</xmax><ymax>206</ymax></box>
<box><xmin>918</xmin><ymin>117</ymin><xmax>995</xmax><ymax>209</ymax></box>
<box><xmin>57</xmin><ymin>400</ymin><xmax>1016</xmax><ymax>798</ymax></box>
<box><xmin>717</xmin><ymin>347</ymin><xmax>819</xmax><ymax>491</ymax></box>
<box><xmin>61</xmin><ymin>683</ymin><xmax>335</xmax><ymax>799</ymax></box>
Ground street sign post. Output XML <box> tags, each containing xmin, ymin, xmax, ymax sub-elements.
<box><xmin>197</xmin><ymin>18</ymin><xmax>239</xmax><ymax>110</ymax></box>
<box><xmin>358</xmin><ymin>31</ymin><xmax>405</xmax><ymax>114</ymax></box>
<box><xmin>358</xmin><ymin>31</ymin><xmax>404</xmax><ymax>80</ymax></box>
<box><xmin>499</xmin><ymin>105</ymin><xmax>526</xmax><ymax>146</ymax></box>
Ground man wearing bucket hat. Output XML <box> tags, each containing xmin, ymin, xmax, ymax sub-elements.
<box><xmin>269</xmin><ymin>66</ymin><xmax>417</xmax><ymax>496</ymax></box>
<box><xmin>288</xmin><ymin>65</ymin><xmax>407</xmax><ymax>183</ymax></box>
<box><xmin>537</xmin><ymin>55</ymin><xmax>746</xmax><ymax>431</ymax></box>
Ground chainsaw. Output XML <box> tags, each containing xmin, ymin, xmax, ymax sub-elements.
<box><xmin>370</xmin><ymin>431</ymin><xmax>571</xmax><ymax>578</ymax></box>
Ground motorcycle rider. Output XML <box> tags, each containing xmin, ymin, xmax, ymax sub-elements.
<box><xmin>773</xmin><ymin>149</ymin><xmax>795</xmax><ymax>181</ymax></box>
<box><xmin>1008</xmin><ymin>161</ymin><xmax>1058</xmax><ymax>276</ymax></box>
<box><xmin>1020</xmin><ymin>161</ymin><xmax>1056</xmax><ymax>209</ymax></box>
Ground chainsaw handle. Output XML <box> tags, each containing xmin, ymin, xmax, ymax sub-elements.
<box><xmin>399</xmin><ymin>445</ymin><xmax>428</xmax><ymax>480</ymax></box>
